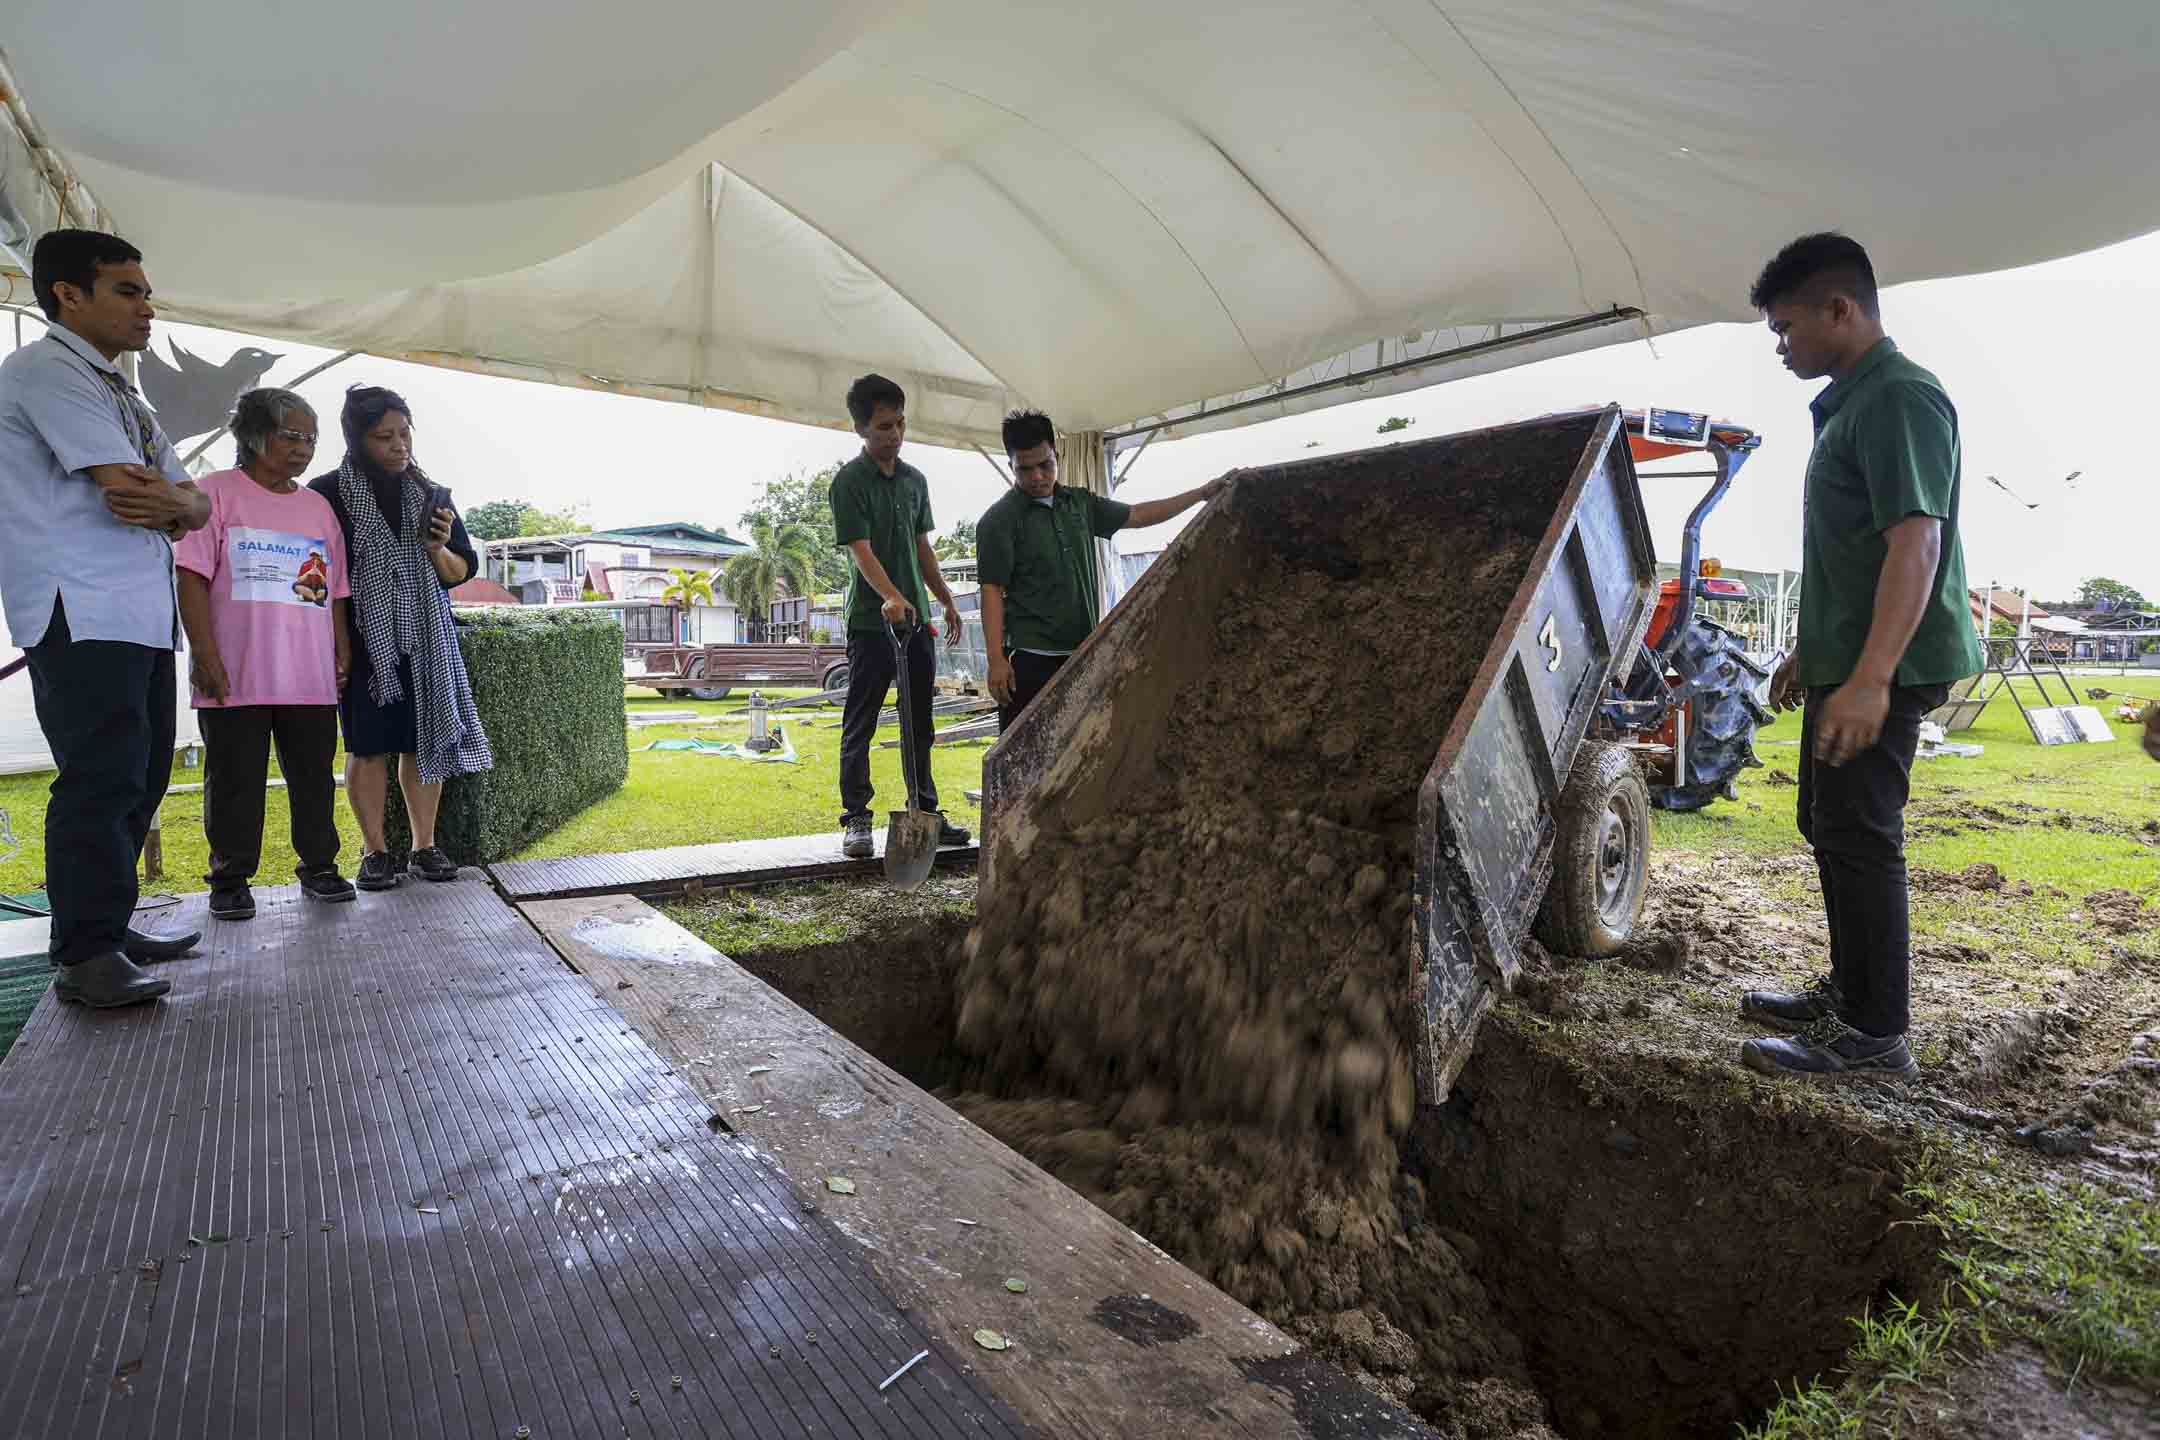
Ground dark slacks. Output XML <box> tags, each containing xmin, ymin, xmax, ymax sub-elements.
<box><xmin>997</xmin><ymin>650</ymin><xmax>1069</xmax><ymax>733</ymax></box>
<box><xmin>24</xmin><ymin>601</ymin><xmax>176</xmax><ymax>964</ymax></box>
<box><xmin>839</xmin><ymin>625</ymin><xmax>940</xmax><ymax>822</ymax></box>
<box><xmin>1796</xmin><ymin>681</ymin><xmax>1950</xmax><ymax>1038</ymax></box>
<box><xmin>199</xmin><ymin>704</ymin><xmax>342</xmax><ymax>890</ymax></box>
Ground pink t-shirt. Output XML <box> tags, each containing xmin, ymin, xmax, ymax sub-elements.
<box><xmin>175</xmin><ymin>468</ymin><xmax>350</xmax><ymax>707</ymax></box>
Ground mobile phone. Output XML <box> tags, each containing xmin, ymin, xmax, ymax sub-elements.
<box><xmin>423</xmin><ymin>484</ymin><xmax>452</xmax><ymax>535</ymax></box>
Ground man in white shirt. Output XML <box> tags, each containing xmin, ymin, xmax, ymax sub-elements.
<box><xmin>0</xmin><ymin>229</ymin><xmax>211</xmax><ymax>1007</ymax></box>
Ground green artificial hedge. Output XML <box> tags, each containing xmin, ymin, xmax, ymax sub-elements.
<box><xmin>383</xmin><ymin>607</ymin><xmax>628</xmax><ymax>865</ymax></box>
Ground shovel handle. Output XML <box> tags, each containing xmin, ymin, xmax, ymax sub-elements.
<box><xmin>889</xmin><ymin>622</ymin><xmax>922</xmax><ymax>813</ymax></box>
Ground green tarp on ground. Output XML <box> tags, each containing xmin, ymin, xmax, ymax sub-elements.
<box><xmin>641</xmin><ymin>734</ymin><xmax>801</xmax><ymax>764</ymax></box>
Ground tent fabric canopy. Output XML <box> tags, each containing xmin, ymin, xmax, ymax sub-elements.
<box><xmin>7</xmin><ymin>3</ymin><xmax>2160</xmax><ymax>448</ymax></box>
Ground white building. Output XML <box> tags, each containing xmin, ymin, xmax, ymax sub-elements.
<box><xmin>484</xmin><ymin>522</ymin><xmax>748</xmax><ymax>646</ymax></box>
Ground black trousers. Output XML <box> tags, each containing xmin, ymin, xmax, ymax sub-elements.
<box><xmin>997</xmin><ymin>650</ymin><xmax>1069</xmax><ymax>733</ymax></box>
<box><xmin>839</xmin><ymin>625</ymin><xmax>939</xmax><ymax>822</ymax></box>
<box><xmin>199</xmin><ymin>705</ymin><xmax>342</xmax><ymax>890</ymax></box>
<box><xmin>24</xmin><ymin>601</ymin><xmax>176</xmax><ymax>964</ymax></box>
<box><xmin>1796</xmin><ymin>681</ymin><xmax>1949</xmax><ymax>1037</ymax></box>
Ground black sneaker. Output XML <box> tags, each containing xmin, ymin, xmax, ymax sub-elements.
<box><xmin>1739</xmin><ymin>974</ymin><xmax>1841</xmax><ymax>1030</ymax></box>
<box><xmin>409</xmin><ymin>846</ymin><xmax>460</xmax><ymax>883</ymax></box>
<box><xmin>1741</xmin><ymin>1014</ymin><xmax>1919</xmax><ymax>1082</ymax></box>
<box><xmin>208</xmin><ymin>886</ymin><xmax>256</xmax><ymax>921</ymax></box>
<box><xmin>356</xmin><ymin>851</ymin><xmax>402</xmax><ymax>891</ymax></box>
<box><xmin>299</xmin><ymin>868</ymin><xmax>357</xmax><ymax>903</ymax></box>
<box><xmin>933</xmin><ymin>813</ymin><xmax>971</xmax><ymax>847</ymax></box>
<box><xmin>842</xmin><ymin>815</ymin><xmax>874</xmax><ymax>859</ymax></box>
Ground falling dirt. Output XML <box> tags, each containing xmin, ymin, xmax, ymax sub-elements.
<box><xmin>952</xmin><ymin>434</ymin><xmax>1578</xmax><ymax>1432</ymax></box>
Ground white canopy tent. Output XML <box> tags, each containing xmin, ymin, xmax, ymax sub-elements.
<box><xmin>7</xmin><ymin>2</ymin><xmax>2160</xmax><ymax>453</ymax></box>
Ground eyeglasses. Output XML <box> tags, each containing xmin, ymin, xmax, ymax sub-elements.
<box><xmin>272</xmin><ymin>429</ymin><xmax>318</xmax><ymax>445</ymax></box>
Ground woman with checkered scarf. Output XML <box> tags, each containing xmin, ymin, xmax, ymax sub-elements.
<box><xmin>309</xmin><ymin>386</ymin><xmax>492</xmax><ymax>891</ymax></box>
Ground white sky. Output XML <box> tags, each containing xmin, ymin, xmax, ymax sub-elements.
<box><xmin>14</xmin><ymin>229</ymin><xmax>2158</xmax><ymax>604</ymax></box>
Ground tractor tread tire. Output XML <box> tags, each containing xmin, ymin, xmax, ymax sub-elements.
<box><xmin>1535</xmin><ymin>740</ymin><xmax>1651</xmax><ymax>959</ymax></box>
<box><xmin>1650</xmin><ymin>618</ymin><xmax>1772</xmax><ymax>813</ymax></box>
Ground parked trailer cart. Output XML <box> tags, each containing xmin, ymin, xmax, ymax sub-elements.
<box><xmin>637</xmin><ymin>641</ymin><xmax>852</xmax><ymax>701</ymax></box>
<box><xmin>981</xmin><ymin>406</ymin><xmax>1747</xmax><ymax>1102</ymax></box>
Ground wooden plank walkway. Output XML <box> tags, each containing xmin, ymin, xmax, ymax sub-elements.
<box><xmin>489</xmin><ymin>834</ymin><xmax>979</xmax><ymax>903</ymax></box>
<box><xmin>528</xmin><ymin>894</ymin><xmax>1438</xmax><ymax>1440</ymax></box>
<box><xmin>0</xmin><ymin>880</ymin><xmax>1025</xmax><ymax>1439</ymax></box>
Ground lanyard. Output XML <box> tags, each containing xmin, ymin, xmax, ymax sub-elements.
<box><xmin>58</xmin><ymin>343</ymin><xmax>161</xmax><ymax>467</ymax></box>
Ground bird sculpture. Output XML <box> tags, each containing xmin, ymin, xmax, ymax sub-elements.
<box><xmin>138</xmin><ymin>341</ymin><xmax>283</xmax><ymax>444</ymax></box>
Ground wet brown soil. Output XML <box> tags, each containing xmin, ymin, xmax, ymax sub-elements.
<box><xmin>952</xmin><ymin>432</ymin><xmax>1579</xmax><ymax>1431</ymax></box>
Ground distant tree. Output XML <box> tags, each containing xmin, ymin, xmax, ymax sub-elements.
<box><xmin>1376</xmin><ymin>416</ymin><xmax>1414</xmax><ymax>434</ymax></box>
<box><xmin>515</xmin><ymin>505</ymin><xmax>586</xmax><ymax>537</ymax></box>
<box><xmin>464</xmin><ymin>500</ymin><xmax>528</xmax><ymax>541</ymax></box>
<box><xmin>739</xmin><ymin>464</ymin><xmax>850</xmax><ymax>593</ymax></box>
<box><xmin>1988</xmin><ymin>617</ymin><xmax>2018</xmax><ymax>638</ymax></box>
<box><xmin>464</xmin><ymin>499</ymin><xmax>589</xmax><ymax>540</ymax></box>
<box><xmin>934</xmin><ymin>518</ymin><xmax>978</xmax><ymax>561</ymax></box>
<box><xmin>660</xmin><ymin>567</ymin><xmax>716</xmax><ymax>608</ymax></box>
<box><xmin>2077</xmin><ymin>576</ymin><xmax>2150</xmax><ymax>612</ymax></box>
<box><xmin>722</xmin><ymin>520</ymin><xmax>820</xmax><ymax>639</ymax></box>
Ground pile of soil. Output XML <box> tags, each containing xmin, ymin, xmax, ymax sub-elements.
<box><xmin>952</xmin><ymin>440</ymin><xmax>1577</xmax><ymax>1431</ymax></box>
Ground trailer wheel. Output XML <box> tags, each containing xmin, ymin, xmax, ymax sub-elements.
<box><xmin>1535</xmin><ymin>741</ymin><xmax>1650</xmax><ymax>958</ymax></box>
<box><xmin>685</xmin><ymin>660</ymin><xmax>732</xmax><ymax>703</ymax></box>
<box><xmin>823</xmin><ymin>662</ymin><xmax>851</xmax><ymax>695</ymax></box>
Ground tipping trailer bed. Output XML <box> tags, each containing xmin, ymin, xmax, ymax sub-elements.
<box><xmin>980</xmin><ymin>407</ymin><xmax>1657</xmax><ymax>1101</ymax></box>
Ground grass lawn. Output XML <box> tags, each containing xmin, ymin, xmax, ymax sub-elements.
<box><xmin>0</xmin><ymin>685</ymin><xmax>991</xmax><ymax>894</ymax></box>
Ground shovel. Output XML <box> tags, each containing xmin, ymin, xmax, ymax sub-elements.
<box><xmin>883</xmin><ymin>620</ymin><xmax>940</xmax><ymax>889</ymax></box>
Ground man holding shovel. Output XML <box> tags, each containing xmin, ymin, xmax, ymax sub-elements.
<box><xmin>829</xmin><ymin>373</ymin><xmax>969</xmax><ymax>861</ymax></box>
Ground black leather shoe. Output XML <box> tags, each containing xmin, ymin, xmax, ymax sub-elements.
<box><xmin>933</xmin><ymin>813</ymin><xmax>971</xmax><ymax>848</ymax></box>
<box><xmin>356</xmin><ymin>852</ymin><xmax>402</xmax><ymax>891</ymax></box>
<box><xmin>299</xmin><ymin>868</ymin><xmax>357</xmax><ymax>903</ymax></box>
<box><xmin>409</xmin><ymin>847</ymin><xmax>460</xmax><ymax>882</ymax></box>
<box><xmin>53</xmin><ymin>951</ymin><xmax>172</xmax><ymax>1008</ymax></box>
<box><xmin>123</xmin><ymin>926</ymin><xmax>201</xmax><ymax>964</ymax></box>
<box><xmin>1739</xmin><ymin>974</ymin><xmax>1841</xmax><ymax>1030</ymax></box>
<box><xmin>209</xmin><ymin>887</ymin><xmax>256</xmax><ymax>921</ymax></box>
<box><xmin>1741</xmin><ymin>1016</ymin><xmax>1918</xmax><ymax>1082</ymax></box>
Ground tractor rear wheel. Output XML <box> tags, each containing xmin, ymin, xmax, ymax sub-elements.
<box><xmin>1652</xmin><ymin>617</ymin><xmax>1773</xmax><ymax>811</ymax></box>
<box><xmin>1535</xmin><ymin>740</ymin><xmax>1650</xmax><ymax>958</ymax></box>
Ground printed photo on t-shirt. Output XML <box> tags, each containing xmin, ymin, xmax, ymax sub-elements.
<box><xmin>229</xmin><ymin>526</ymin><xmax>333</xmax><ymax>608</ymax></box>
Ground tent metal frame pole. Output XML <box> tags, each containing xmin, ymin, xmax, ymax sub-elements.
<box><xmin>1101</xmin><ymin>305</ymin><xmax>1646</xmax><ymax>446</ymax></box>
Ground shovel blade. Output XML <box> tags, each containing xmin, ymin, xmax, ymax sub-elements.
<box><xmin>883</xmin><ymin>810</ymin><xmax>940</xmax><ymax>890</ymax></box>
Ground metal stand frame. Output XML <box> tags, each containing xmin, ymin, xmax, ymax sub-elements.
<box><xmin>1933</xmin><ymin>635</ymin><xmax>2085</xmax><ymax>739</ymax></box>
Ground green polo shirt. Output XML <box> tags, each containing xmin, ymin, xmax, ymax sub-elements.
<box><xmin>976</xmin><ymin>484</ymin><xmax>1132</xmax><ymax>654</ymax></box>
<box><xmin>829</xmin><ymin>452</ymin><xmax>934</xmax><ymax>634</ymax></box>
<box><xmin>1797</xmin><ymin>338</ymin><xmax>1985</xmax><ymax>689</ymax></box>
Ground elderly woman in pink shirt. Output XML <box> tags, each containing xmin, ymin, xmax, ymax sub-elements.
<box><xmin>174</xmin><ymin>388</ymin><xmax>356</xmax><ymax>918</ymax></box>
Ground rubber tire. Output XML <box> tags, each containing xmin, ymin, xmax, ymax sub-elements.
<box><xmin>685</xmin><ymin>661</ymin><xmax>732</xmax><ymax>703</ymax></box>
<box><xmin>1649</xmin><ymin>617</ymin><xmax>1772</xmax><ymax>812</ymax></box>
<box><xmin>822</xmin><ymin>663</ymin><xmax>851</xmax><ymax>695</ymax></box>
<box><xmin>1534</xmin><ymin>740</ymin><xmax>1651</xmax><ymax>958</ymax></box>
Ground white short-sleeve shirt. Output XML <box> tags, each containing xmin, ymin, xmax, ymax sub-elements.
<box><xmin>0</xmin><ymin>324</ymin><xmax>185</xmax><ymax>649</ymax></box>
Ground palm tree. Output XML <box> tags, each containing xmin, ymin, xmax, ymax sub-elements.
<box><xmin>721</xmin><ymin>520</ymin><xmax>819</xmax><ymax>639</ymax></box>
<box><xmin>660</xmin><ymin>566</ymin><xmax>716</xmax><ymax>608</ymax></box>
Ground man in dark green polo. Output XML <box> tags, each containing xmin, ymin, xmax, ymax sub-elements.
<box><xmin>976</xmin><ymin>409</ymin><xmax>1225</xmax><ymax>731</ymax></box>
<box><xmin>829</xmin><ymin>373</ymin><xmax>969</xmax><ymax>860</ymax></box>
<box><xmin>1738</xmin><ymin>233</ymin><xmax>1984</xmax><ymax>1081</ymax></box>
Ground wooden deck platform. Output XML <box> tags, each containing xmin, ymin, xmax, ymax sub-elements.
<box><xmin>0</xmin><ymin>880</ymin><xmax>1023</xmax><ymax>1439</ymax></box>
<box><xmin>527</xmin><ymin>894</ymin><xmax>1437</xmax><ymax>1439</ymax></box>
<box><xmin>488</xmin><ymin>833</ymin><xmax>979</xmax><ymax>902</ymax></box>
